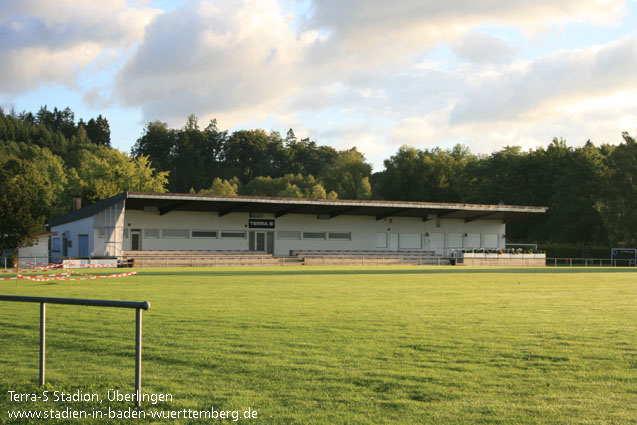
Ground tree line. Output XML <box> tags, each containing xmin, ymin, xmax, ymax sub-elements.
<box><xmin>0</xmin><ymin>107</ymin><xmax>168</xmax><ymax>255</ymax></box>
<box><xmin>1</xmin><ymin>107</ymin><xmax>635</xmax><ymax>257</ymax></box>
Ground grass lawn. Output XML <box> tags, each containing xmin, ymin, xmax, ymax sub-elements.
<box><xmin>1</xmin><ymin>266</ymin><xmax>636</xmax><ymax>424</ymax></box>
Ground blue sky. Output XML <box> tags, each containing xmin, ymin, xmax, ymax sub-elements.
<box><xmin>1</xmin><ymin>0</ymin><xmax>636</xmax><ymax>171</ymax></box>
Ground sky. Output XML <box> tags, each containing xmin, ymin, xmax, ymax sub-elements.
<box><xmin>1</xmin><ymin>0</ymin><xmax>636</xmax><ymax>171</ymax></box>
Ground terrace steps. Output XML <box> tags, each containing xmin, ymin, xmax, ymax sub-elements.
<box><xmin>122</xmin><ymin>250</ymin><xmax>450</xmax><ymax>267</ymax></box>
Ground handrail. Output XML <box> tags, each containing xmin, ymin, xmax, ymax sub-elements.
<box><xmin>0</xmin><ymin>295</ymin><xmax>149</xmax><ymax>310</ymax></box>
<box><xmin>0</xmin><ymin>295</ymin><xmax>151</xmax><ymax>407</ymax></box>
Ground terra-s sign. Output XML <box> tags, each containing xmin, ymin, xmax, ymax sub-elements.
<box><xmin>248</xmin><ymin>219</ymin><xmax>275</xmax><ymax>229</ymax></box>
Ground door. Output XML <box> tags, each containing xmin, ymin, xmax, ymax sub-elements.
<box><xmin>429</xmin><ymin>232</ymin><xmax>445</xmax><ymax>256</ymax></box>
<box><xmin>78</xmin><ymin>235</ymin><xmax>89</xmax><ymax>257</ymax></box>
<box><xmin>256</xmin><ymin>232</ymin><xmax>266</xmax><ymax>251</ymax></box>
<box><xmin>389</xmin><ymin>233</ymin><xmax>399</xmax><ymax>251</ymax></box>
<box><xmin>266</xmin><ymin>231</ymin><xmax>274</xmax><ymax>254</ymax></box>
<box><xmin>131</xmin><ymin>230</ymin><xmax>141</xmax><ymax>251</ymax></box>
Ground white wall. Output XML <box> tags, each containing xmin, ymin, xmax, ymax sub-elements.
<box><xmin>51</xmin><ymin>216</ymin><xmax>94</xmax><ymax>258</ymax></box>
<box><xmin>123</xmin><ymin>210</ymin><xmax>250</xmax><ymax>251</ymax></box>
<box><xmin>121</xmin><ymin>209</ymin><xmax>505</xmax><ymax>256</ymax></box>
<box><xmin>93</xmin><ymin>200</ymin><xmax>125</xmax><ymax>257</ymax></box>
<box><xmin>18</xmin><ymin>237</ymin><xmax>49</xmax><ymax>261</ymax></box>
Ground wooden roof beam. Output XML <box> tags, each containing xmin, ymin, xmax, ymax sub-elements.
<box><xmin>159</xmin><ymin>201</ymin><xmax>190</xmax><ymax>216</ymax></box>
<box><xmin>218</xmin><ymin>203</ymin><xmax>248</xmax><ymax>217</ymax></box>
<box><xmin>375</xmin><ymin>208</ymin><xmax>411</xmax><ymax>221</ymax></box>
<box><xmin>324</xmin><ymin>206</ymin><xmax>361</xmax><ymax>219</ymax></box>
<box><xmin>464</xmin><ymin>212</ymin><xmax>500</xmax><ymax>223</ymax></box>
<box><xmin>274</xmin><ymin>205</ymin><xmax>305</xmax><ymax>218</ymax></box>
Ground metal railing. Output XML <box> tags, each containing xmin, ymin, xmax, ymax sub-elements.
<box><xmin>546</xmin><ymin>258</ymin><xmax>635</xmax><ymax>267</ymax></box>
<box><xmin>301</xmin><ymin>255</ymin><xmax>453</xmax><ymax>265</ymax></box>
<box><xmin>0</xmin><ymin>295</ymin><xmax>151</xmax><ymax>407</ymax></box>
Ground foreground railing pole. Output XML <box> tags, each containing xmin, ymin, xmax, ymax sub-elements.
<box><xmin>135</xmin><ymin>308</ymin><xmax>142</xmax><ymax>408</ymax></box>
<box><xmin>0</xmin><ymin>295</ymin><xmax>150</xmax><ymax>406</ymax></box>
<box><xmin>40</xmin><ymin>302</ymin><xmax>46</xmax><ymax>387</ymax></box>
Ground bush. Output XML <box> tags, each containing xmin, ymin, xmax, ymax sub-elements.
<box><xmin>538</xmin><ymin>243</ymin><xmax>611</xmax><ymax>258</ymax></box>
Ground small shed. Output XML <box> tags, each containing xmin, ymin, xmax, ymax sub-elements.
<box><xmin>18</xmin><ymin>232</ymin><xmax>57</xmax><ymax>265</ymax></box>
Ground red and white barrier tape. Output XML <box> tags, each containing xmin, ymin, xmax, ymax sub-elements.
<box><xmin>2</xmin><ymin>270</ymin><xmax>136</xmax><ymax>282</ymax></box>
<box><xmin>3</xmin><ymin>261</ymin><xmax>132</xmax><ymax>272</ymax></box>
<box><xmin>65</xmin><ymin>272</ymin><xmax>137</xmax><ymax>281</ymax></box>
<box><xmin>18</xmin><ymin>271</ymin><xmax>136</xmax><ymax>282</ymax></box>
<box><xmin>64</xmin><ymin>262</ymin><xmax>132</xmax><ymax>268</ymax></box>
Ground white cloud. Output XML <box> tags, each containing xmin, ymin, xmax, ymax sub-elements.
<box><xmin>449</xmin><ymin>31</ymin><xmax>517</xmax><ymax>63</ymax></box>
<box><xmin>116</xmin><ymin>0</ymin><xmax>307</xmax><ymax>126</ymax></box>
<box><xmin>450</xmin><ymin>36</ymin><xmax>637</xmax><ymax>124</ymax></box>
<box><xmin>0</xmin><ymin>0</ymin><xmax>159</xmax><ymax>93</ymax></box>
<box><xmin>3</xmin><ymin>0</ymin><xmax>636</xmax><ymax>170</ymax></box>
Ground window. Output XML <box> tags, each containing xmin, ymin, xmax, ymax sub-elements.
<box><xmin>192</xmin><ymin>230</ymin><xmax>218</xmax><ymax>238</ymax></box>
<box><xmin>465</xmin><ymin>233</ymin><xmax>480</xmax><ymax>249</ymax></box>
<box><xmin>483</xmin><ymin>234</ymin><xmax>498</xmax><ymax>248</ymax></box>
<box><xmin>162</xmin><ymin>229</ymin><xmax>189</xmax><ymax>239</ymax></box>
<box><xmin>448</xmin><ymin>233</ymin><xmax>463</xmax><ymax>248</ymax></box>
<box><xmin>277</xmin><ymin>231</ymin><xmax>301</xmax><ymax>240</ymax></box>
<box><xmin>377</xmin><ymin>233</ymin><xmax>387</xmax><ymax>248</ymax></box>
<box><xmin>123</xmin><ymin>228</ymin><xmax>129</xmax><ymax>238</ymax></box>
<box><xmin>144</xmin><ymin>229</ymin><xmax>160</xmax><ymax>239</ymax></box>
<box><xmin>97</xmin><ymin>228</ymin><xmax>105</xmax><ymax>238</ymax></box>
<box><xmin>399</xmin><ymin>233</ymin><xmax>421</xmax><ymax>249</ymax></box>
<box><xmin>303</xmin><ymin>232</ymin><xmax>325</xmax><ymax>239</ymax></box>
<box><xmin>52</xmin><ymin>238</ymin><xmax>61</xmax><ymax>252</ymax></box>
<box><xmin>328</xmin><ymin>232</ymin><xmax>350</xmax><ymax>240</ymax></box>
<box><xmin>221</xmin><ymin>231</ymin><xmax>246</xmax><ymax>239</ymax></box>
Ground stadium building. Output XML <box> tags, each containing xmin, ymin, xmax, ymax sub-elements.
<box><xmin>47</xmin><ymin>192</ymin><xmax>547</xmax><ymax>265</ymax></box>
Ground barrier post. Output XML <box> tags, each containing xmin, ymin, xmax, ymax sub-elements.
<box><xmin>40</xmin><ymin>302</ymin><xmax>46</xmax><ymax>387</ymax></box>
<box><xmin>135</xmin><ymin>308</ymin><xmax>142</xmax><ymax>408</ymax></box>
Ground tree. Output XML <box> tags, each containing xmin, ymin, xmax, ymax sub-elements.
<box><xmin>85</xmin><ymin>115</ymin><xmax>111</xmax><ymax>147</ymax></box>
<box><xmin>200</xmin><ymin>177</ymin><xmax>240</xmax><ymax>196</ymax></box>
<box><xmin>171</xmin><ymin>117</ymin><xmax>226</xmax><ymax>192</ymax></box>
<box><xmin>0</xmin><ymin>153</ymin><xmax>64</xmax><ymax>256</ymax></box>
<box><xmin>372</xmin><ymin>145</ymin><xmax>470</xmax><ymax>202</ymax></box>
<box><xmin>131</xmin><ymin>121</ymin><xmax>176</xmax><ymax>174</ymax></box>
<box><xmin>597</xmin><ymin>132</ymin><xmax>637</xmax><ymax>246</ymax></box>
<box><xmin>70</xmin><ymin>146</ymin><xmax>169</xmax><ymax>204</ymax></box>
<box><xmin>222</xmin><ymin>130</ymin><xmax>285</xmax><ymax>184</ymax></box>
<box><xmin>321</xmin><ymin>148</ymin><xmax>372</xmax><ymax>199</ymax></box>
<box><xmin>242</xmin><ymin>174</ymin><xmax>334</xmax><ymax>198</ymax></box>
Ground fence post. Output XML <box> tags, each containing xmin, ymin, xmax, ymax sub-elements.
<box><xmin>40</xmin><ymin>302</ymin><xmax>46</xmax><ymax>387</ymax></box>
<box><xmin>135</xmin><ymin>308</ymin><xmax>142</xmax><ymax>408</ymax></box>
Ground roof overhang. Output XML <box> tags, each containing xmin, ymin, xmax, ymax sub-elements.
<box><xmin>49</xmin><ymin>191</ymin><xmax>547</xmax><ymax>226</ymax></box>
<box><xmin>124</xmin><ymin>192</ymin><xmax>547</xmax><ymax>222</ymax></box>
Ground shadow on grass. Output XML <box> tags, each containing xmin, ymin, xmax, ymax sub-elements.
<box><xmin>136</xmin><ymin>267</ymin><xmax>636</xmax><ymax>278</ymax></box>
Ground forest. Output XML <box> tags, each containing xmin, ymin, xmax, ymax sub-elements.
<box><xmin>1</xmin><ymin>106</ymin><xmax>635</xmax><ymax>257</ymax></box>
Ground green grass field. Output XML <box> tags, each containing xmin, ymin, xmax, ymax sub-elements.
<box><xmin>1</xmin><ymin>266</ymin><xmax>636</xmax><ymax>424</ymax></box>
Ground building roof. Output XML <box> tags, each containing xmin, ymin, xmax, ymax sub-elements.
<box><xmin>50</xmin><ymin>191</ymin><xmax>547</xmax><ymax>226</ymax></box>
<box><xmin>35</xmin><ymin>231</ymin><xmax>58</xmax><ymax>238</ymax></box>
